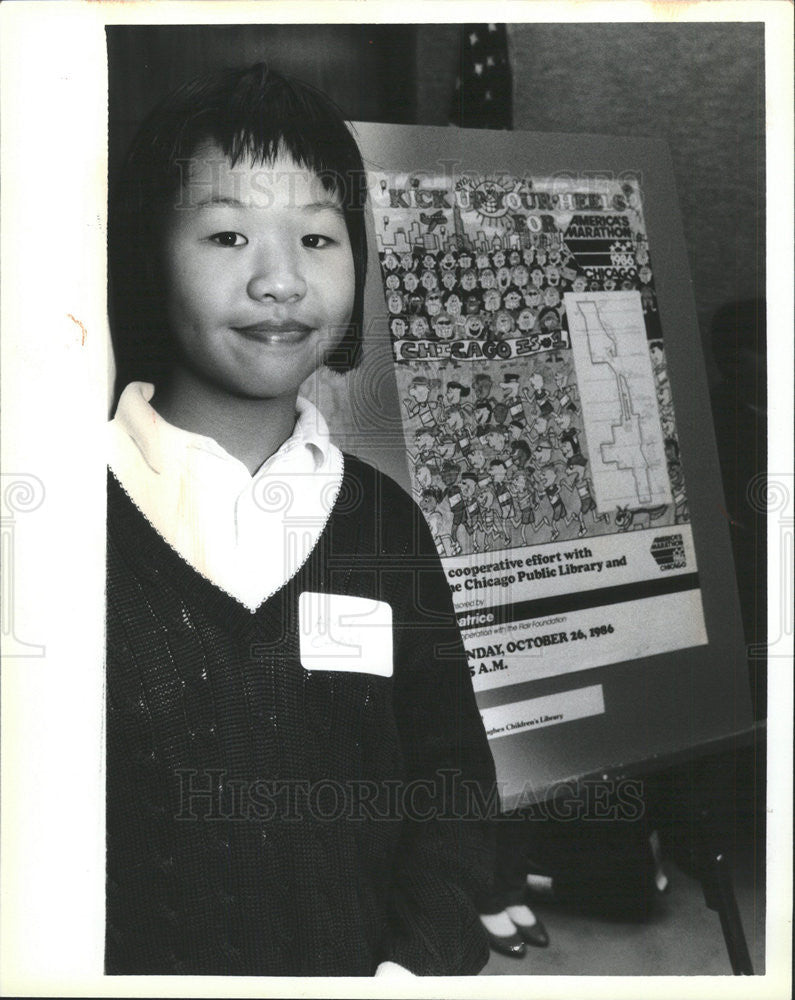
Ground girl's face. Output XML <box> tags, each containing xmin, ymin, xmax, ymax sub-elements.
<box><xmin>403</xmin><ymin>272</ymin><xmax>418</xmax><ymax>292</ymax></box>
<box><xmin>163</xmin><ymin>148</ymin><xmax>354</xmax><ymax>401</ymax></box>
<box><xmin>387</xmin><ymin>292</ymin><xmax>403</xmax><ymax>314</ymax></box>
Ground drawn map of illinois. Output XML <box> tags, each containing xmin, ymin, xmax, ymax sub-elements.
<box><xmin>565</xmin><ymin>290</ymin><xmax>672</xmax><ymax>511</ymax></box>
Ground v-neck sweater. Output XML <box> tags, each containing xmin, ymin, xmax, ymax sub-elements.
<box><xmin>106</xmin><ymin>454</ymin><xmax>495</xmax><ymax>976</ymax></box>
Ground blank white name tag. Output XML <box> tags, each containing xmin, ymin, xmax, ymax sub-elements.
<box><xmin>298</xmin><ymin>592</ymin><xmax>393</xmax><ymax>677</ymax></box>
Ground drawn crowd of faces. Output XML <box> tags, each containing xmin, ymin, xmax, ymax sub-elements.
<box><xmin>378</xmin><ymin>238</ymin><xmax>661</xmax><ymax>348</ymax></box>
<box><xmin>399</xmin><ymin>336</ymin><xmax>687</xmax><ymax>559</ymax></box>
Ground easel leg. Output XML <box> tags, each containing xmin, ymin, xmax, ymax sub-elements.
<box><xmin>700</xmin><ymin>848</ymin><xmax>754</xmax><ymax>974</ymax></box>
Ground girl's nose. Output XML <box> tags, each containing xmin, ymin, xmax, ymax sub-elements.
<box><xmin>246</xmin><ymin>249</ymin><xmax>307</xmax><ymax>303</ymax></box>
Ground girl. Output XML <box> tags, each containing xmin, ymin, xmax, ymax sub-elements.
<box><xmin>106</xmin><ymin>63</ymin><xmax>495</xmax><ymax>977</ymax></box>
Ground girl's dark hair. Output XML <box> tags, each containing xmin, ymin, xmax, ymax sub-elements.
<box><xmin>109</xmin><ymin>63</ymin><xmax>367</xmax><ymax>408</ymax></box>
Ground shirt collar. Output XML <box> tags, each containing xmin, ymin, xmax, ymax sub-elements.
<box><xmin>113</xmin><ymin>382</ymin><xmax>331</xmax><ymax>476</ymax></box>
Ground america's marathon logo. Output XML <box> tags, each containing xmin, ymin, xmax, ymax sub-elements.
<box><xmin>650</xmin><ymin>534</ymin><xmax>686</xmax><ymax>571</ymax></box>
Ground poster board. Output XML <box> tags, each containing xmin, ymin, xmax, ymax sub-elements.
<box><xmin>310</xmin><ymin>121</ymin><xmax>755</xmax><ymax>808</ymax></box>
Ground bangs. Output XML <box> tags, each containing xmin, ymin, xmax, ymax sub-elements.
<box><xmin>163</xmin><ymin>66</ymin><xmax>362</xmax><ymax>207</ymax></box>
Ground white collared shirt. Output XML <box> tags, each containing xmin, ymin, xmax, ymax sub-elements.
<box><xmin>108</xmin><ymin>382</ymin><xmax>344</xmax><ymax>612</ymax></box>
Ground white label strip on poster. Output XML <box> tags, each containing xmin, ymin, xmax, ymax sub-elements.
<box><xmin>466</xmin><ymin>589</ymin><xmax>708</xmax><ymax>692</ymax></box>
<box><xmin>445</xmin><ymin>523</ymin><xmax>699</xmax><ymax>613</ymax></box>
<box><xmin>480</xmin><ymin>684</ymin><xmax>606</xmax><ymax>740</ymax></box>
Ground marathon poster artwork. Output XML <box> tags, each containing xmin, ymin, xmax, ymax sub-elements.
<box><xmin>370</xmin><ymin>169</ymin><xmax>708</xmax><ymax>712</ymax></box>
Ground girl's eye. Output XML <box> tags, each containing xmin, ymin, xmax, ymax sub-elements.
<box><xmin>209</xmin><ymin>232</ymin><xmax>247</xmax><ymax>247</ymax></box>
<box><xmin>301</xmin><ymin>234</ymin><xmax>334</xmax><ymax>249</ymax></box>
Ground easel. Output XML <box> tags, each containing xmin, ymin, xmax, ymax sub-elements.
<box><xmin>653</xmin><ymin>726</ymin><xmax>762</xmax><ymax>976</ymax></box>
<box><xmin>698</xmin><ymin>826</ymin><xmax>754</xmax><ymax>974</ymax></box>
<box><xmin>515</xmin><ymin>724</ymin><xmax>762</xmax><ymax>975</ymax></box>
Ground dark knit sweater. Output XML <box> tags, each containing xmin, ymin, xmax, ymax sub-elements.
<box><xmin>106</xmin><ymin>454</ymin><xmax>495</xmax><ymax>976</ymax></box>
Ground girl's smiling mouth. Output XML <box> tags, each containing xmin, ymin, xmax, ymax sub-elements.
<box><xmin>233</xmin><ymin>319</ymin><xmax>314</xmax><ymax>344</ymax></box>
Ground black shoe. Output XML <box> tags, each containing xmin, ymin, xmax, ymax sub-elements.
<box><xmin>483</xmin><ymin>927</ymin><xmax>527</xmax><ymax>958</ymax></box>
<box><xmin>513</xmin><ymin>915</ymin><xmax>550</xmax><ymax>948</ymax></box>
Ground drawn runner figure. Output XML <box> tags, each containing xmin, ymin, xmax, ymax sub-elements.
<box><xmin>559</xmin><ymin>432</ymin><xmax>600</xmax><ymax>534</ymax></box>
<box><xmin>536</xmin><ymin>464</ymin><xmax>578</xmax><ymax>541</ymax></box>
<box><xmin>559</xmin><ymin>428</ymin><xmax>586</xmax><ymax>469</ymax></box>
<box><xmin>553</xmin><ymin>368</ymin><xmax>579</xmax><ymax>416</ymax></box>
<box><xmin>440</xmin><ymin>460</ymin><xmax>466</xmax><ymax>555</ymax></box>
<box><xmin>525</xmin><ymin>371</ymin><xmax>555</xmax><ymax>419</ymax></box>
<box><xmin>469</xmin><ymin>447</ymin><xmax>490</xmax><ymax>479</ymax></box>
<box><xmin>477</xmin><ymin>482</ymin><xmax>510</xmax><ymax>550</ymax></box>
<box><xmin>566</xmin><ymin>466</ymin><xmax>608</xmax><ymax>532</ymax></box>
<box><xmin>460</xmin><ymin>472</ymin><xmax>482</xmax><ymax>553</ymax></box>
<box><xmin>509</xmin><ymin>469</ymin><xmax>550</xmax><ymax>544</ymax></box>
<box><xmin>410</xmin><ymin>426</ymin><xmax>439</xmax><ymax>474</ymax></box>
<box><xmin>419</xmin><ymin>487</ymin><xmax>456</xmax><ymax>557</ymax></box>
<box><xmin>443</xmin><ymin>380</ymin><xmax>474</xmax><ymax>420</ymax></box>
<box><xmin>500</xmin><ymin>373</ymin><xmax>530</xmax><ymax>430</ymax></box>
<box><xmin>510</xmin><ymin>438</ymin><xmax>534</xmax><ymax>472</ymax></box>
<box><xmin>436</xmin><ymin>432</ymin><xmax>458</xmax><ymax>465</ymax></box>
<box><xmin>490</xmin><ymin>459</ymin><xmax>516</xmax><ymax>529</ymax></box>
<box><xmin>445</xmin><ymin>405</ymin><xmax>476</xmax><ymax>464</ymax></box>
<box><xmin>403</xmin><ymin>375</ymin><xmax>440</xmax><ymax>429</ymax></box>
<box><xmin>412</xmin><ymin>461</ymin><xmax>438</xmax><ymax>501</ymax></box>
<box><xmin>533</xmin><ymin>436</ymin><xmax>565</xmax><ymax>472</ymax></box>
<box><xmin>530</xmin><ymin>414</ymin><xmax>559</xmax><ymax>451</ymax></box>
<box><xmin>668</xmin><ymin>459</ymin><xmax>689</xmax><ymax>523</ymax></box>
<box><xmin>486</xmin><ymin>425</ymin><xmax>516</xmax><ymax>473</ymax></box>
